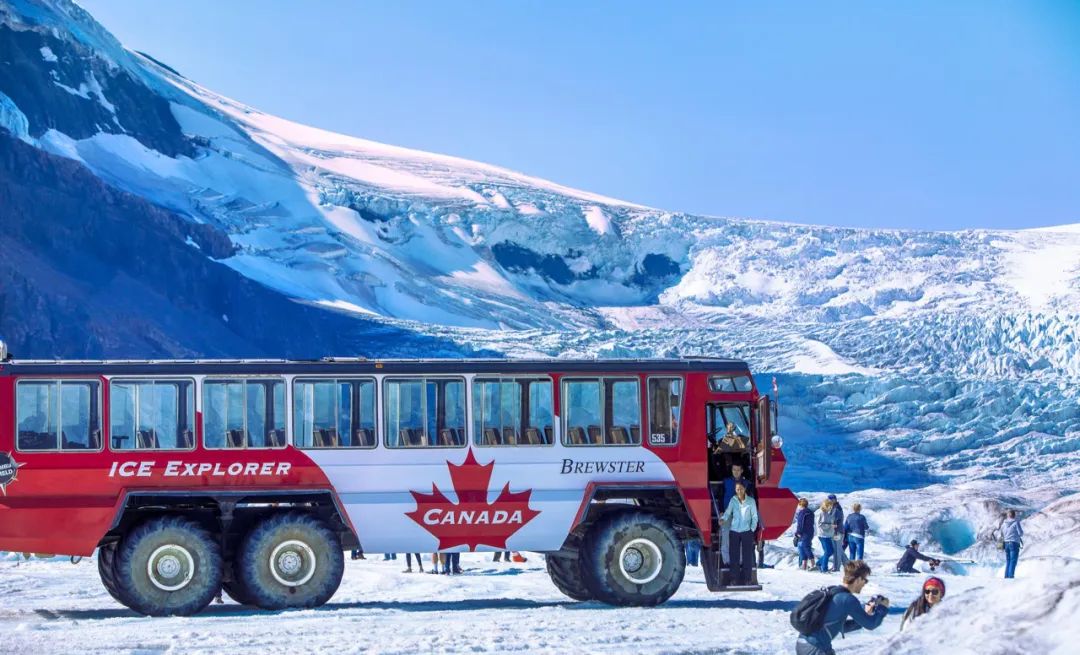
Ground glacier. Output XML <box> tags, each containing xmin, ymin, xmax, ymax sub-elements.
<box><xmin>1</xmin><ymin>0</ymin><xmax>1078</xmax><ymax>495</ymax></box>
<box><xmin>1</xmin><ymin>4</ymin><xmax>1080</xmax><ymax>643</ymax></box>
<box><xmin>1</xmin><ymin>0</ymin><xmax>1079</xmax><ymax>651</ymax></box>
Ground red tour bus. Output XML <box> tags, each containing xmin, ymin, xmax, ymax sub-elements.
<box><xmin>0</xmin><ymin>344</ymin><xmax>797</xmax><ymax>616</ymax></box>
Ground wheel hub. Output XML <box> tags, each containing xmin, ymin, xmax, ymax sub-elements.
<box><xmin>146</xmin><ymin>544</ymin><xmax>195</xmax><ymax>592</ymax></box>
<box><xmin>270</xmin><ymin>539</ymin><xmax>317</xmax><ymax>587</ymax></box>
<box><xmin>619</xmin><ymin>538</ymin><xmax>663</xmax><ymax>585</ymax></box>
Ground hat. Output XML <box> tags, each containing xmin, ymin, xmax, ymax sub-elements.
<box><xmin>827</xmin><ymin>494</ymin><xmax>837</xmax><ymax>500</ymax></box>
<box><xmin>910</xmin><ymin>539</ymin><xmax>920</xmax><ymax>547</ymax></box>
<box><xmin>923</xmin><ymin>576</ymin><xmax>946</xmax><ymax>596</ymax></box>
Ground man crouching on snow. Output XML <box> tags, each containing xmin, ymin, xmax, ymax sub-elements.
<box><xmin>794</xmin><ymin>561</ymin><xmax>889</xmax><ymax>655</ymax></box>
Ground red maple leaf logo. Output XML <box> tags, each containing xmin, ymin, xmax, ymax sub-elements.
<box><xmin>406</xmin><ymin>449</ymin><xmax>540</xmax><ymax>551</ymax></box>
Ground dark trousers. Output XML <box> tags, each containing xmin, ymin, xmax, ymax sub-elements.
<box><xmin>444</xmin><ymin>552</ymin><xmax>461</xmax><ymax>573</ymax></box>
<box><xmin>795</xmin><ymin>637</ymin><xmax>834</xmax><ymax>655</ymax></box>
<box><xmin>728</xmin><ymin>530</ymin><xmax>755</xmax><ymax>585</ymax></box>
<box><xmin>686</xmin><ymin>539</ymin><xmax>701</xmax><ymax>567</ymax></box>
<box><xmin>405</xmin><ymin>553</ymin><xmax>423</xmax><ymax>570</ymax></box>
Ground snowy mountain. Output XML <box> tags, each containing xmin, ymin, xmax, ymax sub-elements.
<box><xmin>2</xmin><ymin>1</ymin><xmax>1079</xmax><ymax>648</ymax></box>
<box><xmin>1</xmin><ymin>0</ymin><xmax>1078</xmax><ymax>497</ymax></box>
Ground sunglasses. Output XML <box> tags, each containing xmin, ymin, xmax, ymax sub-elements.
<box><xmin>924</xmin><ymin>589</ymin><xmax>942</xmax><ymax>597</ymax></box>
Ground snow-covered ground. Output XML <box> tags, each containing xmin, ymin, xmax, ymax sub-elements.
<box><xmin>0</xmin><ymin>551</ymin><xmax>989</xmax><ymax>655</ymax></box>
<box><xmin>3</xmin><ymin>492</ymin><xmax>1078</xmax><ymax>654</ymax></box>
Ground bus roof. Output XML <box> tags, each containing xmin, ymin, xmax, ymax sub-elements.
<box><xmin>0</xmin><ymin>356</ymin><xmax>751</xmax><ymax>377</ymax></box>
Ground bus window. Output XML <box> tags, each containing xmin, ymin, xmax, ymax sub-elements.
<box><xmin>708</xmin><ymin>375</ymin><xmax>753</xmax><ymax>392</ymax></box>
<box><xmin>203</xmin><ymin>379</ymin><xmax>285</xmax><ymax>449</ymax></box>
<box><xmin>16</xmin><ymin>380</ymin><xmax>101</xmax><ymax>451</ymax></box>
<box><xmin>647</xmin><ymin>377</ymin><xmax>682</xmax><ymax>446</ymax></box>
<box><xmin>607</xmin><ymin>379</ymin><xmax>641</xmax><ymax>445</ymax></box>
<box><xmin>526</xmin><ymin>379</ymin><xmax>554</xmax><ymax>445</ymax></box>
<box><xmin>385</xmin><ymin>378</ymin><xmax>465</xmax><ymax>448</ymax></box>
<box><xmin>563</xmin><ymin>378</ymin><xmax>640</xmax><ymax>446</ymax></box>
<box><xmin>294</xmin><ymin>379</ymin><xmax>376</xmax><ymax>448</ymax></box>
<box><xmin>110</xmin><ymin>380</ymin><xmax>195</xmax><ymax>450</ymax></box>
<box><xmin>473</xmin><ymin>378</ymin><xmax>553</xmax><ymax>446</ymax></box>
<box><xmin>708</xmin><ymin>403</ymin><xmax>751</xmax><ymax>450</ymax></box>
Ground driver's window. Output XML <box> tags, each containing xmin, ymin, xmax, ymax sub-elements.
<box><xmin>710</xmin><ymin>403</ymin><xmax>750</xmax><ymax>452</ymax></box>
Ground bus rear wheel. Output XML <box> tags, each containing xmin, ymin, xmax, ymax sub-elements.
<box><xmin>546</xmin><ymin>552</ymin><xmax>593</xmax><ymax>601</ymax></box>
<box><xmin>114</xmin><ymin>516</ymin><xmax>223</xmax><ymax>616</ymax></box>
<box><xmin>237</xmin><ymin>512</ymin><xmax>344</xmax><ymax>610</ymax></box>
<box><xmin>97</xmin><ymin>542</ymin><xmax>122</xmax><ymax>603</ymax></box>
<box><xmin>581</xmin><ymin>510</ymin><xmax>685</xmax><ymax>607</ymax></box>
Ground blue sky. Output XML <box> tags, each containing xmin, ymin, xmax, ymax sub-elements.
<box><xmin>80</xmin><ymin>0</ymin><xmax>1080</xmax><ymax>230</ymax></box>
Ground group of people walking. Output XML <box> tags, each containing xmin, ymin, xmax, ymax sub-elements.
<box><xmin>792</xmin><ymin>495</ymin><xmax>869</xmax><ymax>573</ymax></box>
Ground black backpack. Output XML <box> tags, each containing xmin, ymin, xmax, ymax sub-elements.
<box><xmin>790</xmin><ymin>586</ymin><xmax>847</xmax><ymax>635</ymax></box>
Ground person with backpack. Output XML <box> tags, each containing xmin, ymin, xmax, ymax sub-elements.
<box><xmin>899</xmin><ymin>576</ymin><xmax>945</xmax><ymax>632</ymax></box>
<box><xmin>791</xmin><ymin>560</ymin><xmax>889</xmax><ymax>655</ymax></box>
<box><xmin>794</xmin><ymin>498</ymin><xmax>816</xmax><ymax>571</ymax></box>
<box><xmin>895</xmin><ymin>540</ymin><xmax>940</xmax><ymax>573</ymax></box>
<box><xmin>1001</xmin><ymin>509</ymin><xmax>1023</xmax><ymax>578</ymax></box>
<box><xmin>816</xmin><ymin>499</ymin><xmax>837</xmax><ymax>572</ymax></box>
<box><xmin>720</xmin><ymin>481</ymin><xmax>759</xmax><ymax>586</ymax></box>
<box><xmin>843</xmin><ymin>503</ymin><xmax>869</xmax><ymax>561</ymax></box>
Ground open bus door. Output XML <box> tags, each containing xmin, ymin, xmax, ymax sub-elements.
<box><xmin>754</xmin><ymin>395</ymin><xmax>772</xmax><ymax>483</ymax></box>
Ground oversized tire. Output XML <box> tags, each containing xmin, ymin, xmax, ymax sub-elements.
<box><xmin>114</xmin><ymin>516</ymin><xmax>223</xmax><ymax>616</ymax></box>
<box><xmin>546</xmin><ymin>553</ymin><xmax>593</xmax><ymax>601</ymax></box>
<box><xmin>97</xmin><ymin>543</ymin><xmax>122</xmax><ymax>603</ymax></box>
<box><xmin>237</xmin><ymin>512</ymin><xmax>344</xmax><ymax>610</ymax></box>
<box><xmin>580</xmin><ymin>510</ymin><xmax>685</xmax><ymax>607</ymax></box>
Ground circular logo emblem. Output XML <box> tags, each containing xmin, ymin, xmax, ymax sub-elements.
<box><xmin>0</xmin><ymin>452</ymin><xmax>24</xmax><ymax>496</ymax></box>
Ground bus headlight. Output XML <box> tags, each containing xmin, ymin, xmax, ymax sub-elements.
<box><xmin>771</xmin><ymin>434</ymin><xmax>784</xmax><ymax>449</ymax></box>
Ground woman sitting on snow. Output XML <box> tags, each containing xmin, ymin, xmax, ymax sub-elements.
<box><xmin>900</xmin><ymin>576</ymin><xmax>945</xmax><ymax>631</ymax></box>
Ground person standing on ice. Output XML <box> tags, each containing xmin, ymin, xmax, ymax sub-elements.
<box><xmin>899</xmin><ymin>576</ymin><xmax>945</xmax><ymax>632</ymax></box>
<box><xmin>720</xmin><ymin>462</ymin><xmax>755</xmax><ymax>565</ymax></box>
<box><xmin>720</xmin><ymin>482</ymin><xmax>759</xmax><ymax>586</ymax></box>
<box><xmin>1001</xmin><ymin>509</ymin><xmax>1024</xmax><ymax>579</ymax></box>
<box><xmin>816</xmin><ymin>499</ymin><xmax>837</xmax><ymax>572</ymax></box>
<box><xmin>843</xmin><ymin>503</ymin><xmax>869</xmax><ymax>561</ymax></box>
<box><xmin>685</xmin><ymin>537</ymin><xmax>702</xmax><ymax>567</ymax></box>
<box><xmin>794</xmin><ymin>498</ymin><xmax>816</xmax><ymax>570</ymax></box>
<box><xmin>793</xmin><ymin>560</ymin><xmax>889</xmax><ymax>655</ymax></box>
<box><xmin>895</xmin><ymin>540</ymin><xmax>940</xmax><ymax>574</ymax></box>
<box><xmin>827</xmin><ymin>494</ymin><xmax>844</xmax><ymax>571</ymax></box>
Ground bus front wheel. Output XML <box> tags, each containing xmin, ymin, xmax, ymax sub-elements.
<box><xmin>237</xmin><ymin>512</ymin><xmax>344</xmax><ymax>610</ymax></box>
<box><xmin>546</xmin><ymin>552</ymin><xmax>593</xmax><ymax>601</ymax></box>
<box><xmin>581</xmin><ymin>510</ymin><xmax>685</xmax><ymax>607</ymax></box>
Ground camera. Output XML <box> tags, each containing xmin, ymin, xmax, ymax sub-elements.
<box><xmin>868</xmin><ymin>594</ymin><xmax>890</xmax><ymax>608</ymax></box>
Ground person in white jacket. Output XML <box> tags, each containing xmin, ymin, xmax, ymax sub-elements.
<box><xmin>721</xmin><ymin>482</ymin><xmax>759</xmax><ymax>586</ymax></box>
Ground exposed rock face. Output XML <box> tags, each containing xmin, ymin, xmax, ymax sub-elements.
<box><xmin>0</xmin><ymin>132</ymin><xmax>472</xmax><ymax>358</ymax></box>
<box><xmin>0</xmin><ymin>24</ymin><xmax>193</xmax><ymax>157</ymax></box>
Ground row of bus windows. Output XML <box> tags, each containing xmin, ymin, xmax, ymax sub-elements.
<box><xmin>14</xmin><ymin>377</ymin><xmax>683</xmax><ymax>451</ymax></box>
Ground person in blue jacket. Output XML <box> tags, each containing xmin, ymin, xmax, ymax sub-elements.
<box><xmin>794</xmin><ymin>498</ymin><xmax>816</xmax><ymax>570</ymax></box>
<box><xmin>796</xmin><ymin>560</ymin><xmax>889</xmax><ymax>655</ymax></box>
<box><xmin>843</xmin><ymin>503</ymin><xmax>869</xmax><ymax>561</ymax></box>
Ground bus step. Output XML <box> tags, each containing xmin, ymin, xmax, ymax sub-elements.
<box><xmin>723</xmin><ymin>584</ymin><xmax>763</xmax><ymax>592</ymax></box>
